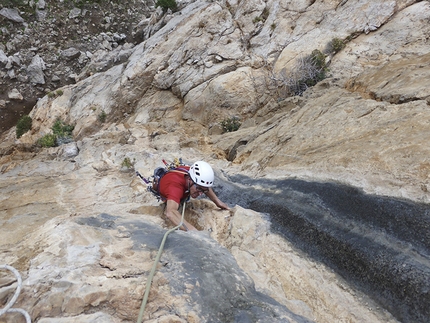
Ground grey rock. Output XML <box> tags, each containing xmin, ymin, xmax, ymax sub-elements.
<box><xmin>36</xmin><ymin>9</ymin><xmax>48</xmax><ymax>21</ymax></box>
<box><xmin>0</xmin><ymin>8</ymin><xmax>25</xmax><ymax>23</ymax></box>
<box><xmin>8</xmin><ymin>54</ymin><xmax>21</xmax><ymax>67</ymax></box>
<box><xmin>27</xmin><ymin>55</ymin><xmax>46</xmax><ymax>84</ymax></box>
<box><xmin>0</xmin><ymin>50</ymin><xmax>8</xmax><ymax>65</ymax></box>
<box><xmin>61</xmin><ymin>47</ymin><xmax>81</xmax><ymax>60</ymax></box>
<box><xmin>8</xmin><ymin>88</ymin><xmax>23</xmax><ymax>100</ymax></box>
<box><xmin>37</xmin><ymin>0</ymin><xmax>47</xmax><ymax>10</ymax></box>
<box><xmin>58</xmin><ymin>142</ymin><xmax>79</xmax><ymax>159</ymax></box>
<box><xmin>68</xmin><ymin>8</ymin><xmax>81</xmax><ymax>19</ymax></box>
<box><xmin>7</xmin><ymin>69</ymin><xmax>16</xmax><ymax>79</ymax></box>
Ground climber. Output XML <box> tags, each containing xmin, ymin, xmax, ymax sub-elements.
<box><xmin>158</xmin><ymin>160</ymin><xmax>230</xmax><ymax>231</ymax></box>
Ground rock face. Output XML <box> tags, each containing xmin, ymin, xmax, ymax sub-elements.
<box><xmin>8</xmin><ymin>212</ymin><xmax>313</xmax><ymax>323</ymax></box>
<box><xmin>0</xmin><ymin>0</ymin><xmax>155</xmax><ymax>133</ymax></box>
<box><xmin>1</xmin><ymin>0</ymin><xmax>430</xmax><ymax>323</ymax></box>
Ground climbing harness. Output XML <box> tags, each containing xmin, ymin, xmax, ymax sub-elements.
<box><xmin>0</xmin><ymin>265</ymin><xmax>32</xmax><ymax>323</ymax></box>
<box><xmin>136</xmin><ymin>201</ymin><xmax>187</xmax><ymax>323</ymax></box>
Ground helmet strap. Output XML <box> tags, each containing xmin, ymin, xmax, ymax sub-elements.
<box><xmin>185</xmin><ymin>177</ymin><xmax>193</xmax><ymax>194</ymax></box>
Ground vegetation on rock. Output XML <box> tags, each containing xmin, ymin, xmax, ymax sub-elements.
<box><xmin>47</xmin><ymin>89</ymin><xmax>64</xmax><ymax>99</ymax></box>
<box><xmin>326</xmin><ymin>37</ymin><xmax>346</xmax><ymax>54</ymax></box>
<box><xmin>52</xmin><ymin>119</ymin><xmax>74</xmax><ymax>139</ymax></box>
<box><xmin>37</xmin><ymin>133</ymin><xmax>57</xmax><ymax>148</ymax></box>
<box><xmin>156</xmin><ymin>0</ymin><xmax>177</xmax><ymax>12</ymax></box>
<box><xmin>121</xmin><ymin>157</ymin><xmax>135</xmax><ymax>169</ymax></box>
<box><xmin>16</xmin><ymin>115</ymin><xmax>32</xmax><ymax>138</ymax></box>
<box><xmin>268</xmin><ymin>48</ymin><xmax>329</xmax><ymax>98</ymax></box>
<box><xmin>220</xmin><ymin>116</ymin><xmax>241</xmax><ymax>133</ymax></box>
<box><xmin>37</xmin><ymin>119</ymin><xmax>75</xmax><ymax>148</ymax></box>
<box><xmin>98</xmin><ymin>110</ymin><xmax>107</xmax><ymax>123</ymax></box>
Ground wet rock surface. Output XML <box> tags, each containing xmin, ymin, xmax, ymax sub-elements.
<box><xmin>218</xmin><ymin>175</ymin><xmax>430</xmax><ymax>323</ymax></box>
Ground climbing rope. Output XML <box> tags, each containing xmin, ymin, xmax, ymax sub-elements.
<box><xmin>0</xmin><ymin>265</ymin><xmax>32</xmax><ymax>323</ymax></box>
<box><xmin>136</xmin><ymin>201</ymin><xmax>187</xmax><ymax>323</ymax></box>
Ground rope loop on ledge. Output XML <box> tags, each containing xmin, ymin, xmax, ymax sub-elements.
<box><xmin>0</xmin><ymin>265</ymin><xmax>32</xmax><ymax>323</ymax></box>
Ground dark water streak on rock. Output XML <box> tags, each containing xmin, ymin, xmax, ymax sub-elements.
<box><xmin>213</xmin><ymin>174</ymin><xmax>430</xmax><ymax>323</ymax></box>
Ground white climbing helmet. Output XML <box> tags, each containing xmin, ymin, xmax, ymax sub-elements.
<box><xmin>189</xmin><ymin>161</ymin><xmax>214</xmax><ymax>187</ymax></box>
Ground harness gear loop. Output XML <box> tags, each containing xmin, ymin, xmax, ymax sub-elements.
<box><xmin>136</xmin><ymin>201</ymin><xmax>188</xmax><ymax>323</ymax></box>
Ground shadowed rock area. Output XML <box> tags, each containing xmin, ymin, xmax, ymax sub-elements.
<box><xmin>216</xmin><ymin>175</ymin><xmax>430</xmax><ymax>323</ymax></box>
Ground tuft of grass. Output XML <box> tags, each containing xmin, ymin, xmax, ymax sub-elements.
<box><xmin>253</xmin><ymin>7</ymin><xmax>270</xmax><ymax>24</ymax></box>
<box><xmin>121</xmin><ymin>157</ymin><xmax>135</xmax><ymax>169</ymax></box>
<box><xmin>198</xmin><ymin>21</ymin><xmax>206</xmax><ymax>29</ymax></box>
<box><xmin>253</xmin><ymin>16</ymin><xmax>263</xmax><ymax>24</ymax></box>
<box><xmin>220</xmin><ymin>116</ymin><xmax>241</xmax><ymax>133</ymax></box>
<box><xmin>16</xmin><ymin>115</ymin><xmax>33</xmax><ymax>138</ymax></box>
<box><xmin>262</xmin><ymin>7</ymin><xmax>269</xmax><ymax>20</ymax></box>
<box><xmin>47</xmin><ymin>89</ymin><xmax>64</xmax><ymax>99</ymax></box>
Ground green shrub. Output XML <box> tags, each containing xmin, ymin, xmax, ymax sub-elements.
<box><xmin>155</xmin><ymin>0</ymin><xmax>177</xmax><ymax>12</ymax></box>
<box><xmin>292</xmin><ymin>50</ymin><xmax>328</xmax><ymax>95</ymax></box>
<box><xmin>327</xmin><ymin>37</ymin><xmax>345</xmax><ymax>54</ymax></box>
<box><xmin>52</xmin><ymin>119</ymin><xmax>74</xmax><ymax>138</ymax></box>
<box><xmin>309</xmin><ymin>49</ymin><xmax>326</xmax><ymax>70</ymax></box>
<box><xmin>271</xmin><ymin>49</ymin><xmax>329</xmax><ymax>97</ymax></box>
<box><xmin>38</xmin><ymin>134</ymin><xmax>57</xmax><ymax>148</ymax></box>
<box><xmin>98</xmin><ymin>110</ymin><xmax>107</xmax><ymax>123</ymax></box>
<box><xmin>16</xmin><ymin>115</ymin><xmax>32</xmax><ymax>138</ymax></box>
<box><xmin>220</xmin><ymin>116</ymin><xmax>241</xmax><ymax>133</ymax></box>
<box><xmin>37</xmin><ymin>119</ymin><xmax>74</xmax><ymax>148</ymax></box>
